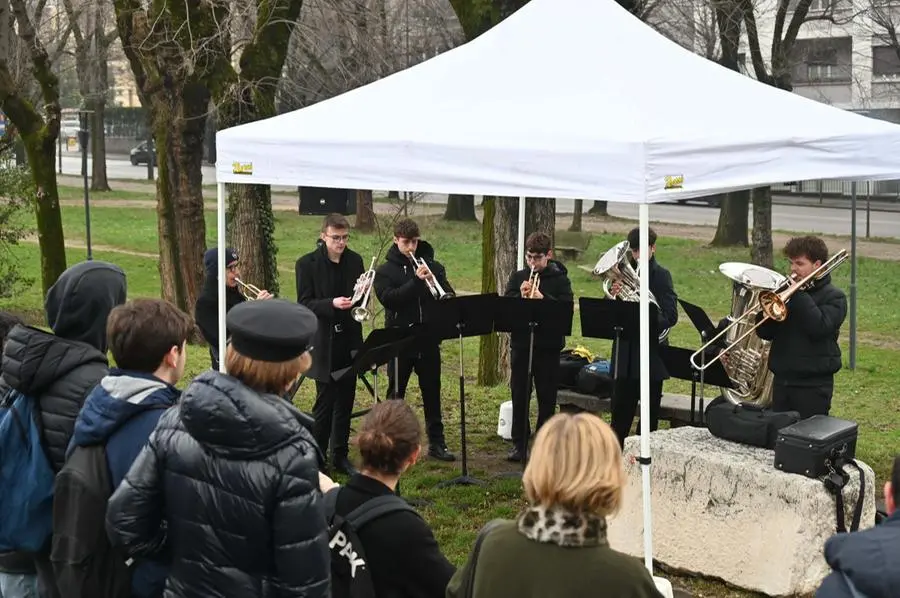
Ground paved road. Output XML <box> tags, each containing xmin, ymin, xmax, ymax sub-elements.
<box><xmin>60</xmin><ymin>153</ymin><xmax>900</xmax><ymax>238</ymax></box>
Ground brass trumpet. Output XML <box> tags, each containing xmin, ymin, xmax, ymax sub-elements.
<box><xmin>689</xmin><ymin>249</ymin><xmax>848</xmax><ymax>372</ymax></box>
<box><xmin>350</xmin><ymin>257</ymin><xmax>377</xmax><ymax>322</ymax></box>
<box><xmin>234</xmin><ymin>277</ymin><xmax>265</xmax><ymax>300</ymax></box>
<box><xmin>526</xmin><ymin>267</ymin><xmax>541</xmax><ymax>298</ymax></box>
<box><xmin>409</xmin><ymin>251</ymin><xmax>451</xmax><ymax>300</ymax></box>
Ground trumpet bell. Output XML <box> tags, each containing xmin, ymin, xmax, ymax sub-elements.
<box><xmin>351</xmin><ymin>306</ymin><xmax>370</xmax><ymax>322</ymax></box>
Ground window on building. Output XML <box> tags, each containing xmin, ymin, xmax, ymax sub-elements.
<box><xmin>873</xmin><ymin>46</ymin><xmax>900</xmax><ymax>77</ymax></box>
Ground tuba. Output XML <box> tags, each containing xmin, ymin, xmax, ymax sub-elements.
<box><xmin>703</xmin><ymin>263</ymin><xmax>787</xmax><ymax>406</ymax></box>
<box><xmin>592</xmin><ymin>240</ymin><xmax>669</xmax><ymax>342</ymax></box>
<box><xmin>350</xmin><ymin>257</ymin><xmax>377</xmax><ymax>322</ymax></box>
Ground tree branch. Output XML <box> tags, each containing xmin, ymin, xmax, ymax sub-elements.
<box><xmin>9</xmin><ymin>0</ymin><xmax>59</xmax><ymax>136</ymax></box>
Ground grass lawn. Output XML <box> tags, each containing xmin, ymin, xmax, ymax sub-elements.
<box><xmin>6</xmin><ymin>201</ymin><xmax>899</xmax><ymax>598</ymax></box>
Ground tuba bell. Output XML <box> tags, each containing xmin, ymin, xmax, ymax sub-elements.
<box><xmin>592</xmin><ymin>240</ymin><xmax>669</xmax><ymax>342</ymax></box>
<box><xmin>698</xmin><ymin>263</ymin><xmax>787</xmax><ymax>406</ymax></box>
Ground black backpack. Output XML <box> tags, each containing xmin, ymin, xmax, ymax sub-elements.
<box><xmin>322</xmin><ymin>487</ymin><xmax>418</xmax><ymax>598</ymax></box>
<box><xmin>50</xmin><ymin>443</ymin><xmax>132</xmax><ymax>598</ymax></box>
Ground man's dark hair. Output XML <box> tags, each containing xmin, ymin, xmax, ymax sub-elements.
<box><xmin>0</xmin><ymin>312</ymin><xmax>24</xmax><ymax>344</ymax></box>
<box><xmin>627</xmin><ymin>227</ymin><xmax>657</xmax><ymax>249</ymax></box>
<box><xmin>393</xmin><ymin>218</ymin><xmax>420</xmax><ymax>239</ymax></box>
<box><xmin>321</xmin><ymin>213</ymin><xmax>350</xmax><ymax>232</ymax></box>
<box><xmin>892</xmin><ymin>455</ymin><xmax>900</xmax><ymax>507</ymax></box>
<box><xmin>107</xmin><ymin>299</ymin><xmax>194</xmax><ymax>372</ymax></box>
<box><xmin>526</xmin><ymin>232</ymin><xmax>552</xmax><ymax>255</ymax></box>
<box><xmin>783</xmin><ymin>236</ymin><xmax>828</xmax><ymax>264</ymax></box>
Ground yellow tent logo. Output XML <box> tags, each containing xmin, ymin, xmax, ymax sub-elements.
<box><xmin>664</xmin><ymin>175</ymin><xmax>684</xmax><ymax>190</ymax></box>
<box><xmin>232</xmin><ymin>162</ymin><xmax>253</xmax><ymax>175</ymax></box>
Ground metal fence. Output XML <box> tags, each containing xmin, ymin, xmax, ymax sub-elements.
<box><xmin>771</xmin><ymin>179</ymin><xmax>900</xmax><ymax>200</ymax></box>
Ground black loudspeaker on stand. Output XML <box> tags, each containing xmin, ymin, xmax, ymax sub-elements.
<box><xmin>493</xmin><ymin>296</ymin><xmax>574</xmax><ymax>477</ymax></box>
<box><xmin>425</xmin><ymin>294</ymin><xmax>500</xmax><ymax>487</ymax></box>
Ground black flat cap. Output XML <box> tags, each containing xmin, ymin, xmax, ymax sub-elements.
<box><xmin>227</xmin><ymin>300</ymin><xmax>318</xmax><ymax>362</ymax></box>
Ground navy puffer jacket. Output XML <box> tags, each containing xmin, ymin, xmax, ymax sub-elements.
<box><xmin>105</xmin><ymin>370</ymin><xmax>330</xmax><ymax>598</ymax></box>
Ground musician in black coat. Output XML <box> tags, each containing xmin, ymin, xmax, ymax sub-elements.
<box><xmin>503</xmin><ymin>232</ymin><xmax>574</xmax><ymax>462</ymax></box>
<box><xmin>106</xmin><ymin>300</ymin><xmax>330</xmax><ymax>598</ymax></box>
<box><xmin>608</xmin><ymin>227</ymin><xmax>678</xmax><ymax>448</ymax></box>
<box><xmin>373</xmin><ymin>218</ymin><xmax>456</xmax><ymax>462</ymax></box>
<box><xmin>296</xmin><ymin>214</ymin><xmax>365</xmax><ymax>475</ymax></box>
<box><xmin>755</xmin><ymin>236</ymin><xmax>847</xmax><ymax>418</ymax></box>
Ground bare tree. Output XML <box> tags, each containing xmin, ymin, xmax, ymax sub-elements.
<box><xmin>60</xmin><ymin>0</ymin><xmax>116</xmax><ymax>190</ymax></box>
<box><xmin>113</xmin><ymin>0</ymin><xmax>232</xmax><ymax>312</ymax></box>
<box><xmin>0</xmin><ymin>0</ymin><xmax>67</xmax><ymax>292</ymax></box>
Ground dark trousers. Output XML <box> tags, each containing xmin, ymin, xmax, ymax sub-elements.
<box><xmin>312</xmin><ymin>337</ymin><xmax>356</xmax><ymax>461</ymax></box>
<box><xmin>510</xmin><ymin>345</ymin><xmax>559</xmax><ymax>451</ymax></box>
<box><xmin>388</xmin><ymin>344</ymin><xmax>445</xmax><ymax>443</ymax></box>
<box><xmin>610</xmin><ymin>378</ymin><xmax>664</xmax><ymax>448</ymax></box>
<box><xmin>772</xmin><ymin>379</ymin><xmax>833</xmax><ymax>419</ymax></box>
<box><xmin>34</xmin><ymin>551</ymin><xmax>60</xmax><ymax>598</ymax></box>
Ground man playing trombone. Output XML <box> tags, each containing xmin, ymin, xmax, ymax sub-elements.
<box><xmin>373</xmin><ymin>218</ymin><xmax>456</xmax><ymax>462</ymax></box>
<box><xmin>195</xmin><ymin>247</ymin><xmax>273</xmax><ymax>370</ymax></box>
<box><xmin>754</xmin><ymin>236</ymin><xmax>847</xmax><ymax>418</ymax></box>
<box><xmin>503</xmin><ymin>232</ymin><xmax>573</xmax><ymax>463</ymax></box>
<box><xmin>296</xmin><ymin>213</ymin><xmax>365</xmax><ymax>475</ymax></box>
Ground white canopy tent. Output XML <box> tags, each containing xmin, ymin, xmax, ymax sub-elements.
<box><xmin>214</xmin><ymin>0</ymin><xmax>900</xmax><ymax>584</ymax></box>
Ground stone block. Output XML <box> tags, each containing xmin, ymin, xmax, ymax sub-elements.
<box><xmin>607</xmin><ymin>427</ymin><xmax>875</xmax><ymax>597</ymax></box>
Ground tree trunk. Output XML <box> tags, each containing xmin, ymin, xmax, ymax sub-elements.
<box><xmin>25</xmin><ymin>133</ymin><xmax>67</xmax><ymax>293</ymax></box>
<box><xmin>750</xmin><ymin>186</ymin><xmax>773</xmax><ymax>268</ymax></box>
<box><xmin>588</xmin><ymin>200</ymin><xmax>608</xmax><ymax>215</ymax></box>
<box><xmin>355</xmin><ymin>189</ymin><xmax>375</xmax><ymax>232</ymax></box>
<box><xmin>478</xmin><ymin>197</ymin><xmax>501</xmax><ymax>386</ymax></box>
<box><xmin>444</xmin><ymin>194</ymin><xmax>476</xmax><ymax>221</ymax></box>
<box><xmin>526</xmin><ymin>197</ymin><xmax>556</xmax><ymax>246</ymax></box>
<box><xmin>154</xmin><ymin>85</ymin><xmax>210</xmax><ymax>313</ymax></box>
<box><xmin>569</xmin><ymin>199</ymin><xmax>583</xmax><ymax>232</ymax></box>
<box><xmin>227</xmin><ymin>183</ymin><xmax>279</xmax><ymax>296</ymax></box>
<box><xmin>493</xmin><ymin>196</ymin><xmax>519</xmax><ymax>381</ymax></box>
<box><xmin>89</xmin><ymin>98</ymin><xmax>109</xmax><ymax>191</ymax></box>
<box><xmin>710</xmin><ymin>190</ymin><xmax>749</xmax><ymax>246</ymax></box>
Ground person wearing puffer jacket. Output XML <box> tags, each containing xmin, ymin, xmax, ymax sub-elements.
<box><xmin>105</xmin><ymin>300</ymin><xmax>330</xmax><ymax>598</ymax></box>
<box><xmin>815</xmin><ymin>454</ymin><xmax>900</xmax><ymax>598</ymax></box>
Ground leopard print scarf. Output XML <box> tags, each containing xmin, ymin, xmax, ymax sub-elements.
<box><xmin>516</xmin><ymin>504</ymin><xmax>608</xmax><ymax>547</ymax></box>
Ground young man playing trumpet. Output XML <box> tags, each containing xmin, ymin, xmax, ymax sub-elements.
<box><xmin>755</xmin><ymin>236</ymin><xmax>847</xmax><ymax>418</ymax></box>
<box><xmin>195</xmin><ymin>247</ymin><xmax>273</xmax><ymax>370</ymax></box>
<box><xmin>373</xmin><ymin>218</ymin><xmax>456</xmax><ymax>461</ymax></box>
<box><xmin>296</xmin><ymin>213</ymin><xmax>365</xmax><ymax>475</ymax></box>
<box><xmin>503</xmin><ymin>232</ymin><xmax>573</xmax><ymax>462</ymax></box>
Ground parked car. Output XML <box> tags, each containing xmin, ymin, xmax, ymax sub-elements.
<box><xmin>674</xmin><ymin>195</ymin><xmax>722</xmax><ymax>207</ymax></box>
<box><xmin>60</xmin><ymin>120</ymin><xmax>80</xmax><ymax>139</ymax></box>
<box><xmin>130</xmin><ymin>140</ymin><xmax>156</xmax><ymax>166</ymax></box>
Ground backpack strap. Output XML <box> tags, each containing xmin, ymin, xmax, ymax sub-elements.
<box><xmin>344</xmin><ymin>495</ymin><xmax>418</xmax><ymax>531</ymax></box>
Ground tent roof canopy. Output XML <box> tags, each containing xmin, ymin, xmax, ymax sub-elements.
<box><xmin>215</xmin><ymin>0</ymin><xmax>900</xmax><ymax>203</ymax></box>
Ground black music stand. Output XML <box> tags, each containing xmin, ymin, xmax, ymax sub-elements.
<box><xmin>494</xmin><ymin>296</ymin><xmax>574</xmax><ymax>475</ymax></box>
<box><xmin>579</xmin><ymin>297</ymin><xmax>657</xmax><ymax>382</ymax></box>
<box><xmin>335</xmin><ymin>327</ymin><xmax>419</xmax><ymax>406</ymax></box>
<box><xmin>660</xmin><ymin>345</ymin><xmax>733</xmax><ymax>425</ymax></box>
<box><xmin>424</xmin><ymin>293</ymin><xmax>500</xmax><ymax>487</ymax></box>
<box><xmin>679</xmin><ymin>299</ymin><xmax>718</xmax><ymax>344</ymax></box>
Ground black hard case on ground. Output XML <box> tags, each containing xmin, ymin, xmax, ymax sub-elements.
<box><xmin>773</xmin><ymin>415</ymin><xmax>858</xmax><ymax>478</ymax></box>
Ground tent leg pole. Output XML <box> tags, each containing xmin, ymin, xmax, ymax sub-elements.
<box><xmin>638</xmin><ymin>203</ymin><xmax>653</xmax><ymax>574</ymax></box>
<box><xmin>217</xmin><ymin>182</ymin><xmax>228</xmax><ymax>374</ymax></box>
<box><xmin>517</xmin><ymin>196</ymin><xmax>526</xmax><ymax>270</ymax></box>
<box><xmin>849</xmin><ymin>181</ymin><xmax>857</xmax><ymax>370</ymax></box>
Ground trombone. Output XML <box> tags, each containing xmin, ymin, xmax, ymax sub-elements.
<box><xmin>526</xmin><ymin>267</ymin><xmax>541</xmax><ymax>298</ymax></box>
<box><xmin>409</xmin><ymin>251</ymin><xmax>452</xmax><ymax>300</ymax></box>
<box><xmin>689</xmin><ymin>249</ymin><xmax>848</xmax><ymax>372</ymax></box>
<box><xmin>350</xmin><ymin>256</ymin><xmax>377</xmax><ymax>322</ymax></box>
<box><xmin>234</xmin><ymin>277</ymin><xmax>265</xmax><ymax>301</ymax></box>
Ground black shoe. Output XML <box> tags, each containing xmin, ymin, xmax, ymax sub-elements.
<box><xmin>428</xmin><ymin>443</ymin><xmax>456</xmax><ymax>462</ymax></box>
<box><xmin>333</xmin><ymin>456</ymin><xmax>359</xmax><ymax>477</ymax></box>
<box><xmin>507</xmin><ymin>447</ymin><xmax>525</xmax><ymax>462</ymax></box>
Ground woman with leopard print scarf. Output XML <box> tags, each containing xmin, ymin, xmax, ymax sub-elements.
<box><xmin>446</xmin><ymin>412</ymin><xmax>664</xmax><ymax>598</ymax></box>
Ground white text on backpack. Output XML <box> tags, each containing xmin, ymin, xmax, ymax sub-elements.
<box><xmin>330</xmin><ymin>530</ymin><xmax>366</xmax><ymax>577</ymax></box>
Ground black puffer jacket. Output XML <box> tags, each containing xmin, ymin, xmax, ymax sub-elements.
<box><xmin>756</xmin><ymin>274</ymin><xmax>847</xmax><ymax>384</ymax></box>
<box><xmin>373</xmin><ymin>241</ymin><xmax>455</xmax><ymax>330</ymax></box>
<box><xmin>106</xmin><ymin>371</ymin><xmax>330</xmax><ymax>598</ymax></box>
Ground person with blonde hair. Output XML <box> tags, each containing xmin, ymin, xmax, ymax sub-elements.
<box><xmin>106</xmin><ymin>300</ymin><xmax>330</xmax><ymax>598</ymax></box>
<box><xmin>446</xmin><ymin>412</ymin><xmax>662</xmax><ymax>598</ymax></box>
